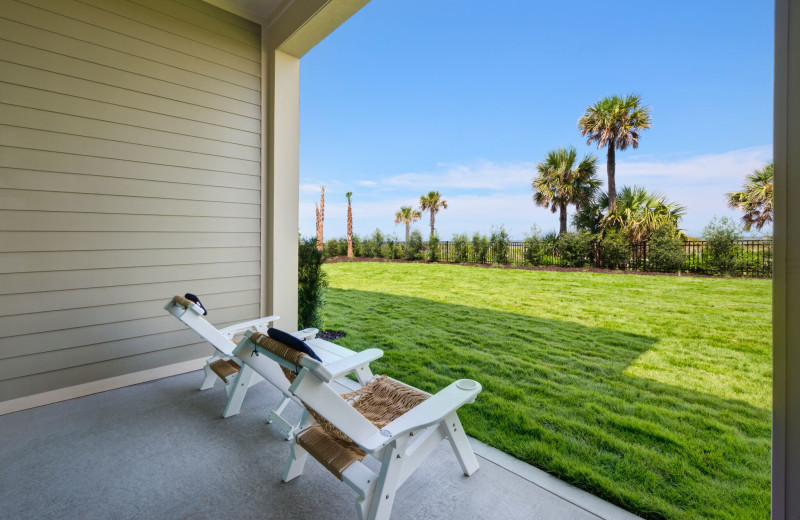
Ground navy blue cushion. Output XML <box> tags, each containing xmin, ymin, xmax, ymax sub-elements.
<box><xmin>268</xmin><ymin>327</ymin><xmax>322</xmax><ymax>362</ymax></box>
<box><xmin>184</xmin><ymin>293</ymin><xmax>207</xmax><ymax>316</ymax></box>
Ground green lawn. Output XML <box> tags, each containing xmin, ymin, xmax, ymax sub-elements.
<box><xmin>320</xmin><ymin>262</ymin><xmax>772</xmax><ymax>520</ymax></box>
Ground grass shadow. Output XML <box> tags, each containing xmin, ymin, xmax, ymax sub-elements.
<box><xmin>323</xmin><ymin>287</ymin><xmax>770</xmax><ymax>520</ymax></box>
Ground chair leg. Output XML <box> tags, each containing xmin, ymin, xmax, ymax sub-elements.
<box><xmin>199</xmin><ymin>357</ymin><xmax>218</xmax><ymax>390</ymax></box>
<box><xmin>442</xmin><ymin>412</ymin><xmax>480</xmax><ymax>476</ymax></box>
<box><xmin>222</xmin><ymin>364</ymin><xmax>256</xmax><ymax>418</ymax></box>
<box><xmin>282</xmin><ymin>439</ymin><xmax>309</xmax><ymax>482</ymax></box>
<box><xmin>356</xmin><ymin>497</ymin><xmax>370</xmax><ymax>520</ymax></box>
<box><xmin>366</xmin><ymin>444</ymin><xmax>405</xmax><ymax>520</ymax></box>
<box><xmin>267</xmin><ymin>396</ymin><xmax>298</xmax><ymax>440</ymax></box>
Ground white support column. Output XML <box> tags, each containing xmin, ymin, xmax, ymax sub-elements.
<box><xmin>266</xmin><ymin>50</ymin><xmax>301</xmax><ymax>331</ymax></box>
<box><xmin>773</xmin><ymin>1</ymin><xmax>799</xmax><ymax>518</ymax></box>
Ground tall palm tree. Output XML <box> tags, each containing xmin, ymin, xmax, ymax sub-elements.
<box><xmin>726</xmin><ymin>162</ymin><xmax>773</xmax><ymax>231</ymax></box>
<box><xmin>532</xmin><ymin>147</ymin><xmax>600</xmax><ymax>234</ymax></box>
<box><xmin>419</xmin><ymin>191</ymin><xmax>448</xmax><ymax>238</ymax></box>
<box><xmin>578</xmin><ymin>94</ymin><xmax>652</xmax><ymax>213</ymax></box>
<box><xmin>394</xmin><ymin>205</ymin><xmax>421</xmax><ymax>242</ymax></box>
<box><xmin>575</xmin><ymin>185</ymin><xmax>686</xmax><ymax>241</ymax></box>
<box><xmin>315</xmin><ymin>185</ymin><xmax>325</xmax><ymax>251</ymax></box>
<box><xmin>346</xmin><ymin>192</ymin><xmax>354</xmax><ymax>258</ymax></box>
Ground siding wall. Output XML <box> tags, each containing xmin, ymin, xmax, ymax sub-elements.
<box><xmin>0</xmin><ymin>0</ymin><xmax>262</xmax><ymax>402</ymax></box>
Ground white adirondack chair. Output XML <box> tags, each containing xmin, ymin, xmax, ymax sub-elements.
<box><xmin>164</xmin><ymin>295</ymin><xmax>282</xmax><ymax>416</ymax></box>
<box><xmin>165</xmin><ymin>295</ymin><xmax>376</xmax><ymax>439</ymax></box>
<box><xmin>236</xmin><ymin>329</ymin><xmax>482</xmax><ymax>520</ymax></box>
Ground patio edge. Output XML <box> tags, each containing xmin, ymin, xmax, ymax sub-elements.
<box><xmin>469</xmin><ymin>438</ymin><xmax>644</xmax><ymax>520</ymax></box>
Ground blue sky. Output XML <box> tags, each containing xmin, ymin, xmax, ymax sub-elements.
<box><xmin>298</xmin><ymin>0</ymin><xmax>773</xmax><ymax>240</ymax></box>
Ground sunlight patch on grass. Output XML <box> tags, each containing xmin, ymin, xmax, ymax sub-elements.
<box><xmin>625</xmin><ymin>340</ymin><xmax>771</xmax><ymax>409</ymax></box>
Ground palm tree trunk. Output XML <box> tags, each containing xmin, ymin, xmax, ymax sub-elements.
<box><xmin>430</xmin><ymin>211</ymin><xmax>435</xmax><ymax>238</ymax></box>
<box><xmin>559</xmin><ymin>203</ymin><xmax>567</xmax><ymax>234</ymax></box>
<box><xmin>347</xmin><ymin>203</ymin><xmax>353</xmax><ymax>258</ymax></box>
<box><xmin>315</xmin><ymin>203</ymin><xmax>321</xmax><ymax>249</ymax></box>
<box><xmin>316</xmin><ymin>187</ymin><xmax>325</xmax><ymax>251</ymax></box>
<box><xmin>607</xmin><ymin>139</ymin><xmax>617</xmax><ymax>213</ymax></box>
<box><xmin>405</xmin><ymin>222</ymin><xmax>410</xmax><ymax>243</ymax></box>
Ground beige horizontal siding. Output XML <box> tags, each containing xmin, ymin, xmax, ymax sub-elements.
<box><xmin>0</xmin><ymin>126</ymin><xmax>260</xmax><ymax>175</ymax></box>
<box><xmin>0</xmin><ymin>17</ymin><xmax>260</xmax><ymax>105</ymax></box>
<box><xmin>0</xmin><ymin>261</ymin><xmax>261</xmax><ymax>295</ymax></box>
<box><xmin>0</xmin><ymin>41</ymin><xmax>260</xmax><ymax>117</ymax></box>
<box><xmin>0</xmin><ymin>343</ymin><xmax>213</xmax><ymax>402</ymax></box>
<box><xmin>0</xmin><ymin>0</ymin><xmax>262</xmax><ymax>403</ymax></box>
<box><xmin>0</xmin><ymin>231</ymin><xmax>261</xmax><ymax>252</ymax></box>
<box><xmin>0</xmin><ymin>305</ymin><xmax>260</xmax><ymax>368</ymax></box>
<box><xmin>0</xmin><ymin>248</ymin><xmax>261</xmax><ymax>274</ymax></box>
<box><xmin>0</xmin><ymin>191</ymin><xmax>259</xmax><ymax>219</ymax></box>
<box><xmin>1</xmin><ymin>274</ymin><xmax>260</xmax><ymax>315</ymax></box>
<box><xmin>0</xmin><ymin>170</ymin><xmax>261</xmax><ymax>204</ymax></box>
<box><xmin>17</xmin><ymin>0</ymin><xmax>260</xmax><ymax>75</ymax></box>
<box><xmin>0</xmin><ymin>104</ymin><xmax>260</xmax><ymax>160</ymax></box>
<box><xmin>2</xmin><ymin>1</ymin><xmax>260</xmax><ymax>90</ymax></box>
<box><xmin>1</xmin><ymin>61</ymin><xmax>261</xmax><ymax>133</ymax></box>
<box><xmin>0</xmin><ymin>148</ymin><xmax>261</xmax><ymax>190</ymax></box>
<box><xmin>0</xmin><ymin>289</ymin><xmax>261</xmax><ymax>338</ymax></box>
<box><xmin>0</xmin><ymin>82</ymin><xmax>260</xmax><ymax>148</ymax></box>
<box><xmin>168</xmin><ymin>0</ymin><xmax>261</xmax><ymax>35</ymax></box>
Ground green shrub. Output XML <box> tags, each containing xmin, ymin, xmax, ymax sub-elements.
<box><xmin>405</xmin><ymin>229</ymin><xmax>424</xmax><ymax>260</ymax></box>
<box><xmin>427</xmin><ymin>234</ymin><xmax>441</xmax><ymax>262</ymax></box>
<box><xmin>362</xmin><ymin>228</ymin><xmax>385</xmax><ymax>258</ymax></box>
<box><xmin>557</xmin><ymin>231</ymin><xmax>594</xmax><ymax>267</ymax></box>
<box><xmin>324</xmin><ymin>238</ymin><xmax>341</xmax><ymax>257</ymax></box>
<box><xmin>372</xmin><ymin>229</ymin><xmax>385</xmax><ymax>258</ymax></box>
<box><xmin>703</xmin><ymin>217</ymin><xmax>743</xmax><ymax>275</ymax></box>
<box><xmin>298</xmin><ymin>238</ymin><xmax>328</xmax><ymax>329</ymax></box>
<box><xmin>382</xmin><ymin>234</ymin><xmax>402</xmax><ymax>259</ymax></box>
<box><xmin>523</xmin><ymin>226</ymin><xmax>547</xmax><ymax>266</ymax></box>
<box><xmin>599</xmin><ymin>229</ymin><xmax>630</xmax><ymax>269</ymax></box>
<box><xmin>471</xmin><ymin>232</ymin><xmax>490</xmax><ymax>264</ymax></box>
<box><xmin>489</xmin><ymin>225</ymin><xmax>511</xmax><ymax>264</ymax></box>
<box><xmin>351</xmin><ymin>234</ymin><xmax>364</xmax><ymax>257</ymax></box>
<box><xmin>452</xmin><ymin>233</ymin><xmax>470</xmax><ymax>263</ymax></box>
<box><xmin>648</xmin><ymin>226</ymin><xmax>687</xmax><ymax>272</ymax></box>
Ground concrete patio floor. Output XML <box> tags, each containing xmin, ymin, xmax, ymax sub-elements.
<box><xmin>0</xmin><ymin>370</ymin><xmax>642</xmax><ymax>520</ymax></box>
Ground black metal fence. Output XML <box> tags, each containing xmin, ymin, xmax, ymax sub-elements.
<box><xmin>334</xmin><ymin>238</ymin><xmax>773</xmax><ymax>278</ymax></box>
<box><xmin>629</xmin><ymin>239</ymin><xmax>773</xmax><ymax>277</ymax></box>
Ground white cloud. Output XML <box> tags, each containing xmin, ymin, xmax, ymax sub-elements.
<box><xmin>611</xmin><ymin>145</ymin><xmax>771</xmax><ymax>184</ymax></box>
<box><xmin>299</xmin><ymin>183</ymin><xmax>323</xmax><ymax>194</ymax></box>
<box><xmin>369</xmin><ymin>160</ymin><xmax>535</xmax><ymax>191</ymax></box>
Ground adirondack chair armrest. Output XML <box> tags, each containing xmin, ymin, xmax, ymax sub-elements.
<box><xmin>358</xmin><ymin>379</ymin><xmax>482</xmax><ymax>453</ymax></box>
<box><xmin>219</xmin><ymin>315</ymin><xmax>280</xmax><ymax>339</ymax></box>
<box><xmin>299</xmin><ymin>348</ymin><xmax>384</xmax><ymax>383</ymax></box>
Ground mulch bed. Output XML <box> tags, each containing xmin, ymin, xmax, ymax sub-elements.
<box><xmin>324</xmin><ymin>256</ymin><xmax>720</xmax><ymax>278</ymax></box>
<box><xmin>319</xmin><ymin>330</ymin><xmax>347</xmax><ymax>341</ymax></box>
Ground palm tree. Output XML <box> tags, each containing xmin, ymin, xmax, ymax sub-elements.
<box><xmin>532</xmin><ymin>147</ymin><xmax>600</xmax><ymax>234</ymax></box>
<box><xmin>394</xmin><ymin>205</ymin><xmax>422</xmax><ymax>242</ymax></box>
<box><xmin>578</xmin><ymin>94</ymin><xmax>652</xmax><ymax>213</ymax></box>
<box><xmin>726</xmin><ymin>162</ymin><xmax>773</xmax><ymax>231</ymax></box>
<box><xmin>575</xmin><ymin>185</ymin><xmax>686</xmax><ymax>241</ymax></box>
<box><xmin>419</xmin><ymin>191</ymin><xmax>448</xmax><ymax>238</ymax></box>
<box><xmin>315</xmin><ymin>185</ymin><xmax>325</xmax><ymax>251</ymax></box>
<box><xmin>346</xmin><ymin>192</ymin><xmax>354</xmax><ymax>258</ymax></box>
